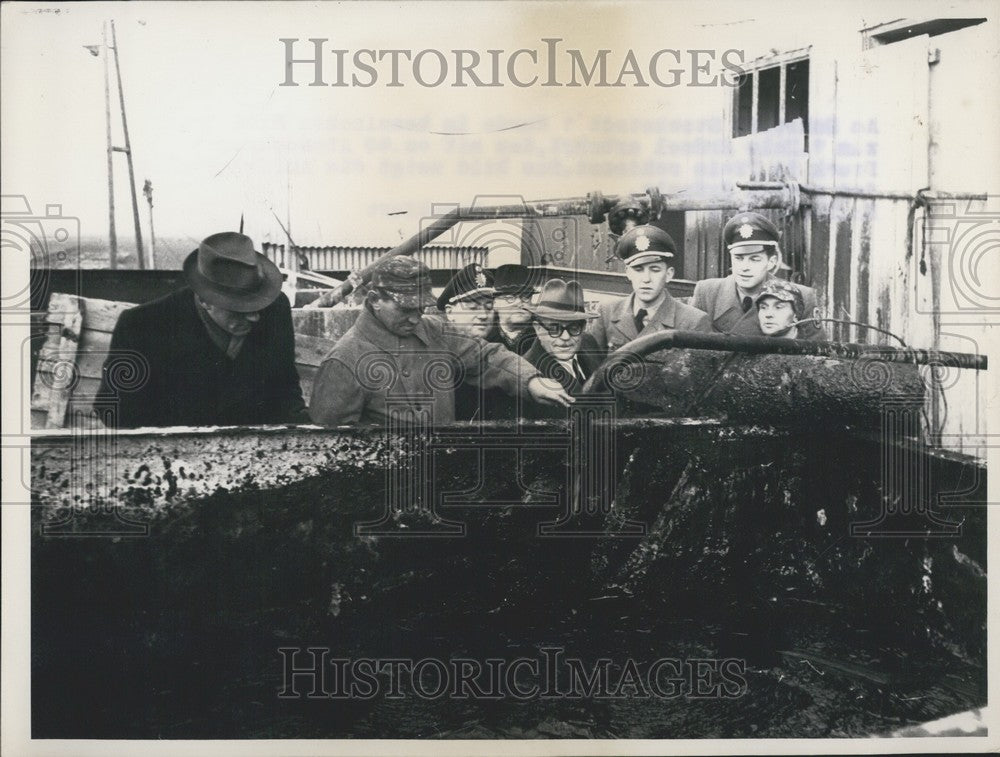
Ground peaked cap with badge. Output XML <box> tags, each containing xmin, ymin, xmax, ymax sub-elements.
<box><xmin>615</xmin><ymin>224</ymin><xmax>677</xmax><ymax>268</ymax></box>
<box><xmin>723</xmin><ymin>211</ymin><xmax>782</xmax><ymax>253</ymax></box>
<box><xmin>437</xmin><ymin>263</ymin><xmax>495</xmax><ymax>310</ymax></box>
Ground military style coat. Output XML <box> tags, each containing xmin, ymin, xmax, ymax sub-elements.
<box><xmin>309</xmin><ymin>308</ymin><xmax>541</xmax><ymax>426</ymax></box>
<box><xmin>691</xmin><ymin>275</ymin><xmax>823</xmax><ymax>339</ymax></box>
<box><xmin>588</xmin><ymin>292</ymin><xmax>712</xmax><ymax>353</ymax></box>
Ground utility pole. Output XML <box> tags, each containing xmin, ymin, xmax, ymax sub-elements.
<box><xmin>110</xmin><ymin>20</ymin><xmax>146</xmax><ymax>269</ymax></box>
<box><xmin>142</xmin><ymin>179</ymin><xmax>155</xmax><ymax>268</ymax></box>
<box><xmin>102</xmin><ymin>22</ymin><xmax>117</xmax><ymax>269</ymax></box>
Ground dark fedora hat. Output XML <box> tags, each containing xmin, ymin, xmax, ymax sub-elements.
<box><xmin>526</xmin><ymin>278</ymin><xmax>598</xmax><ymax>322</ymax></box>
<box><xmin>183</xmin><ymin>232</ymin><xmax>282</xmax><ymax>312</ymax></box>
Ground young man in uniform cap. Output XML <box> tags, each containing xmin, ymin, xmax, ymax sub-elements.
<box><xmin>95</xmin><ymin>231</ymin><xmax>308</xmax><ymax>428</ymax></box>
<box><xmin>488</xmin><ymin>263</ymin><xmax>540</xmax><ymax>357</ymax></box>
<box><xmin>436</xmin><ymin>262</ymin><xmax>496</xmax><ymax>340</ymax></box>
<box><xmin>523</xmin><ymin>279</ymin><xmax>605</xmax><ymax>418</ymax></box>
<box><xmin>309</xmin><ymin>256</ymin><xmax>573</xmax><ymax>426</ymax></box>
<box><xmin>435</xmin><ymin>262</ymin><xmax>500</xmax><ymax>421</ymax></box>
<box><xmin>754</xmin><ymin>279</ymin><xmax>822</xmax><ymax>340</ymax></box>
<box><xmin>691</xmin><ymin>211</ymin><xmax>822</xmax><ymax>338</ymax></box>
<box><xmin>588</xmin><ymin>224</ymin><xmax>711</xmax><ymax>353</ymax></box>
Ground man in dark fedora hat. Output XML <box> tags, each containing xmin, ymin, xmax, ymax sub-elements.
<box><xmin>309</xmin><ymin>256</ymin><xmax>573</xmax><ymax>427</ymax></box>
<box><xmin>589</xmin><ymin>224</ymin><xmax>711</xmax><ymax>353</ymax></box>
<box><xmin>96</xmin><ymin>231</ymin><xmax>307</xmax><ymax>428</ymax></box>
<box><xmin>522</xmin><ymin>279</ymin><xmax>605</xmax><ymax>418</ymax></box>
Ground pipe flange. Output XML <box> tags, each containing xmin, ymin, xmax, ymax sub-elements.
<box><xmin>588</xmin><ymin>191</ymin><xmax>606</xmax><ymax>225</ymax></box>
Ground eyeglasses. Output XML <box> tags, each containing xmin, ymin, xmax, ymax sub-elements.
<box><xmin>535</xmin><ymin>319</ymin><xmax>585</xmax><ymax>338</ymax></box>
<box><xmin>497</xmin><ymin>293</ymin><xmax>532</xmax><ymax>305</ymax></box>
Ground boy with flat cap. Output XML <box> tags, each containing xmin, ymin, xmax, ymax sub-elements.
<box><xmin>309</xmin><ymin>256</ymin><xmax>572</xmax><ymax>426</ymax></box>
<box><xmin>95</xmin><ymin>231</ymin><xmax>307</xmax><ymax>428</ymax></box>
<box><xmin>754</xmin><ymin>279</ymin><xmax>823</xmax><ymax>340</ymax></box>
<box><xmin>691</xmin><ymin>212</ymin><xmax>822</xmax><ymax>338</ymax></box>
<box><xmin>589</xmin><ymin>224</ymin><xmax>711</xmax><ymax>353</ymax></box>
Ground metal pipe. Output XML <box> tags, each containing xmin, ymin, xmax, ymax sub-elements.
<box><xmin>736</xmin><ymin>181</ymin><xmax>988</xmax><ymax>203</ymax></box>
<box><xmin>320</xmin><ymin>189</ymin><xmax>793</xmax><ymax>305</ymax></box>
<box><xmin>584</xmin><ymin>331</ymin><xmax>987</xmax><ymax>395</ymax></box>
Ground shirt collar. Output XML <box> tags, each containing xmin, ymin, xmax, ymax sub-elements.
<box><xmin>194</xmin><ymin>294</ymin><xmax>246</xmax><ymax>357</ymax></box>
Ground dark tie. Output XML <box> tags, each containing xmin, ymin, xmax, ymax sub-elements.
<box><xmin>573</xmin><ymin>357</ymin><xmax>587</xmax><ymax>384</ymax></box>
<box><xmin>634</xmin><ymin>308</ymin><xmax>647</xmax><ymax>333</ymax></box>
<box><xmin>741</xmin><ymin>296</ymin><xmax>753</xmax><ymax>313</ymax></box>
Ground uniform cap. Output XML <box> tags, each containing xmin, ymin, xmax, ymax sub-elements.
<box><xmin>437</xmin><ymin>263</ymin><xmax>495</xmax><ymax>310</ymax></box>
<box><xmin>723</xmin><ymin>211</ymin><xmax>781</xmax><ymax>252</ymax></box>
<box><xmin>614</xmin><ymin>224</ymin><xmax>676</xmax><ymax>268</ymax></box>
<box><xmin>493</xmin><ymin>264</ymin><xmax>541</xmax><ymax>296</ymax></box>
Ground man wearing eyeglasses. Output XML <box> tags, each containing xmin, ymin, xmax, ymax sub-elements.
<box><xmin>309</xmin><ymin>257</ymin><xmax>572</xmax><ymax>426</ymax></box>
<box><xmin>488</xmin><ymin>264</ymin><xmax>540</xmax><ymax>357</ymax></box>
<box><xmin>589</xmin><ymin>224</ymin><xmax>711</xmax><ymax>353</ymax></box>
<box><xmin>522</xmin><ymin>279</ymin><xmax>605</xmax><ymax>418</ymax></box>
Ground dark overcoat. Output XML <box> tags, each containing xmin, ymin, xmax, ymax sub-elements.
<box><xmin>95</xmin><ymin>287</ymin><xmax>306</xmax><ymax>428</ymax></box>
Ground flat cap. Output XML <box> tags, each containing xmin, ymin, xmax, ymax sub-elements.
<box><xmin>754</xmin><ymin>278</ymin><xmax>805</xmax><ymax>317</ymax></box>
<box><xmin>370</xmin><ymin>256</ymin><xmax>436</xmax><ymax>309</ymax></box>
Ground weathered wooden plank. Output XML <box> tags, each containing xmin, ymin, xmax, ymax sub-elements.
<box><xmin>294</xmin><ymin>334</ymin><xmax>337</xmax><ymax>368</ymax></box>
<box><xmin>292</xmin><ymin>308</ymin><xmax>361</xmax><ymax>341</ymax></box>
<box><xmin>46</xmin><ymin>293</ymin><xmax>134</xmax><ymax>333</ymax></box>
<box><xmin>45</xmin><ymin>302</ymin><xmax>83</xmax><ymax>429</ymax></box>
<box><xmin>854</xmin><ymin>203</ymin><xmax>872</xmax><ymax>343</ymax></box>
<box><xmin>808</xmin><ymin>194</ymin><xmax>832</xmax><ymax>321</ymax></box>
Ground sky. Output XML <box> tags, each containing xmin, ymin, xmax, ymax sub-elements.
<box><xmin>2</xmin><ymin>0</ymin><xmax>989</xmax><ymax>252</ymax></box>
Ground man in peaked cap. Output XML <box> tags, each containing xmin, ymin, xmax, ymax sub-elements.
<box><xmin>436</xmin><ymin>262</ymin><xmax>496</xmax><ymax>340</ymax></box>
<box><xmin>522</xmin><ymin>279</ymin><xmax>606</xmax><ymax>418</ymax></box>
<box><xmin>588</xmin><ymin>224</ymin><xmax>711</xmax><ymax>353</ymax></box>
<box><xmin>95</xmin><ymin>231</ymin><xmax>307</xmax><ymax>427</ymax></box>
<box><xmin>309</xmin><ymin>256</ymin><xmax>573</xmax><ymax>426</ymax></box>
<box><xmin>691</xmin><ymin>211</ymin><xmax>822</xmax><ymax>338</ymax></box>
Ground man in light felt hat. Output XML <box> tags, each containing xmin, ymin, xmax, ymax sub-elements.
<box><xmin>309</xmin><ymin>256</ymin><xmax>573</xmax><ymax>426</ymax></box>
<box><xmin>95</xmin><ymin>231</ymin><xmax>307</xmax><ymax>427</ymax></box>
<box><xmin>522</xmin><ymin>279</ymin><xmax>606</xmax><ymax>417</ymax></box>
<box><xmin>588</xmin><ymin>224</ymin><xmax>711</xmax><ymax>353</ymax></box>
<box><xmin>691</xmin><ymin>211</ymin><xmax>822</xmax><ymax>338</ymax></box>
